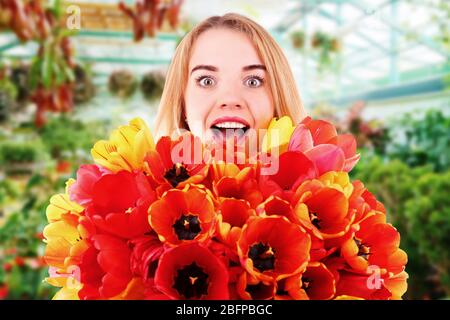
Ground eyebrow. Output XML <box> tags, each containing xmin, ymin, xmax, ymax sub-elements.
<box><xmin>190</xmin><ymin>64</ymin><xmax>266</xmax><ymax>75</ymax></box>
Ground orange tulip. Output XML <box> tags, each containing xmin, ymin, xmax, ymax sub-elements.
<box><xmin>236</xmin><ymin>270</ymin><xmax>276</xmax><ymax>300</ymax></box>
<box><xmin>145</xmin><ymin>133</ymin><xmax>209</xmax><ymax>192</ymax></box>
<box><xmin>293</xmin><ymin>180</ymin><xmax>355</xmax><ymax>240</ymax></box>
<box><xmin>148</xmin><ymin>185</ymin><xmax>216</xmax><ymax>246</ymax></box>
<box><xmin>217</xmin><ymin>198</ymin><xmax>255</xmax><ymax>247</ymax></box>
<box><xmin>285</xmin><ymin>262</ymin><xmax>336</xmax><ymax>300</ymax></box>
<box><xmin>237</xmin><ymin>216</ymin><xmax>311</xmax><ymax>282</ymax></box>
<box><xmin>341</xmin><ymin>214</ymin><xmax>407</xmax><ymax>275</ymax></box>
<box><xmin>211</xmin><ymin>163</ymin><xmax>263</xmax><ymax>209</ymax></box>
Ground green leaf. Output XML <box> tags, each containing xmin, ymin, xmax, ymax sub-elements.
<box><xmin>41</xmin><ymin>43</ymin><xmax>54</xmax><ymax>89</ymax></box>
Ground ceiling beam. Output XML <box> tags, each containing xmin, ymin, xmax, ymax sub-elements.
<box><xmin>0</xmin><ymin>39</ymin><xmax>21</xmax><ymax>53</ymax></box>
<box><xmin>1</xmin><ymin>53</ymin><xmax>171</xmax><ymax>65</ymax></box>
<box><xmin>312</xmin><ymin>75</ymin><xmax>447</xmax><ymax>106</ymax></box>
<box><xmin>317</xmin><ymin>8</ymin><xmax>390</xmax><ymax>53</ymax></box>
<box><xmin>349</xmin><ymin>0</ymin><xmax>450</xmax><ymax>59</ymax></box>
<box><xmin>272</xmin><ymin>0</ymin><xmax>325</xmax><ymax>33</ymax></box>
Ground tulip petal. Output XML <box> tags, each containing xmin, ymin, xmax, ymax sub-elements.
<box><xmin>300</xmin><ymin>117</ymin><xmax>337</xmax><ymax>144</ymax></box>
<box><xmin>305</xmin><ymin>144</ymin><xmax>345</xmax><ymax>175</ymax></box>
<box><xmin>288</xmin><ymin>125</ymin><xmax>314</xmax><ymax>153</ymax></box>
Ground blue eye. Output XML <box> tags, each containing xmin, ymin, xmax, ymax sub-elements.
<box><xmin>245</xmin><ymin>75</ymin><xmax>264</xmax><ymax>88</ymax></box>
<box><xmin>196</xmin><ymin>76</ymin><xmax>215</xmax><ymax>87</ymax></box>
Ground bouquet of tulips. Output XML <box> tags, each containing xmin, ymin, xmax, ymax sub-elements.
<box><xmin>43</xmin><ymin>116</ymin><xmax>408</xmax><ymax>300</ymax></box>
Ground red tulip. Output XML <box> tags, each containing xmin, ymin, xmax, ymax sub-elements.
<box><xmin>154</xmin><ymin>243</ymin><xmax>229</xmax><ymax>299</ymax></box>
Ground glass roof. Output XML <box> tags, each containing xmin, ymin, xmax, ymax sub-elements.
<box><xmin>1</xmin><ymin>0</ymin><xmax>448</xmax><ymax>111</ymax></box>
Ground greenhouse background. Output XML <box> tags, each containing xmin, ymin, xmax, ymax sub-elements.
<box><xmin>0</xmin><ymin>0</ymin><xmax>449</xmax><ymax>300</ymax></box>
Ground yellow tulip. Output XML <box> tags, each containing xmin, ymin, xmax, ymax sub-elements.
<box><xmin>46</xmin><ymin>180</ymin><xmax>84</xmax><ymax>223</ymax></box>
<box><xmin>261</xmin><ymin>116</ymin><xmax>295</xmax><ymax>154</ymax></box>
<box><xmin>91</xmin><ymin>117</ymin><xmax>155</xmax><ymax>173</ymax></box>
<box><xmin>319</xmin><ymin>171</ymin><xmax>354</xmax><ymax>198</ymax></box>
<box><xmin>48</xmin><ymin>277</ymin><xmax>82</xmax><ymax>300</ymax></box>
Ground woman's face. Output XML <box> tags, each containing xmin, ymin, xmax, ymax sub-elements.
<box><xmin>184</xmin><ymin>28</ymin><xmax>274</xmax><ymax>142</ymax></box>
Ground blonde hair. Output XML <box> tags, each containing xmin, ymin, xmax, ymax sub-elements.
<box><xmin>154</xmin><ymin>13</ymin><xmax>306</xmax><ymax>138</ymax></box>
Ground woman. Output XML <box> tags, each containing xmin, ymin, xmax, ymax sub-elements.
<box><xmin>154</xmin><ymin>12</ymin><xmax>305</xmax><ymax>144</ymax></box>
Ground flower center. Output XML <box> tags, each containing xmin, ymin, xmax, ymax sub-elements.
<box><xmin>173</xmin><ymin>262</ymin><xmax>209</xmax><ymax>299</ymax></box>
<box><xmin>309</xmin><ymin>211</ymin><xmax>321</xmax><ymax>229</ymax></box>
<box><xmin>147</xmin><ymin>260</ymin><xmax>159</xmax><ymax>279</ymax></box>
<box><xmin>247</xmin><ymin>281</ymin><xmax>274</xmax><ymax>299</ymax></box>
<box><xmin>301</xmin><ymin>277</ymin><xmax>312</xmax><ymax>291</ymax></box>
<box><xmin>164</xmin><ymin>163</ymin><xmax>190</xmax><ymax>187</ymax></box>
<box><xmin>354</xmin><ymin>238</ymin><xmax>370</xmax><ymax>260</ymax></box>
<box><xmin>173</xmin><ymin>214</ymin><xmax>201</xmax><ymax>240</ymax></box>
<box><xmin>249</xmin><ymin>242</ymin><xmax>275</xmax><ymax>272</ymax></box>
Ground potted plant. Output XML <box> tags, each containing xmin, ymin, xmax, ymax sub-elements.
<box><xmin>140</xmin><ymin>70</ymin><xmax>166</xmax><ymax>102</ymax></box>
<box><xmin>108</xmin><ymin>70</ymin><xmax>138</xmax><ymax>99</ymax></box>
<box><xmin>311</xmin><ymin>31</ymin><xmax>342</xmax><ymax>70</ymax></box>
<box><xmin>73</xmin><ymin>64</ymin><xmax>96</xmax><ymax>105</ymax></box>
<box><xmin>290</xmin><ymin>30</ymin><xmax>306</xmax><ymax>49</ymax></box>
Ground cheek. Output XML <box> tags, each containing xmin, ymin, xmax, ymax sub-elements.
<box><xmin>248</xmin><ymin>90</ymin><xmax>274</xmax><ymax>129</ymax></box>
<box><xmin>184</xmin><ymin>84</ymin><xmax>212</xmax><ymax>134</ymax></box>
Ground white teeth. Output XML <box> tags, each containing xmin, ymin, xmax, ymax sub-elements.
<box><xmin>213</xmin><ymin>121</ymin><xmax>247</xmax><ymax>129</ymax></box>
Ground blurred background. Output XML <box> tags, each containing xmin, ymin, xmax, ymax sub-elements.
<box><xmin>0</xmin><ymin>0</ymin><xmax>449</xmax><ymax>300</ymax></box>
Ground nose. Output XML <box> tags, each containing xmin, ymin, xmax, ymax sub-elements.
<box><xmin>217</xmin><ymin>84</ymin><xmax>245</xmax><ymax>110</ymax></box>
<box><xmin>220</xmin><ymin>100</ymin><xmax>242</xmax><ymax>109</ymax></box>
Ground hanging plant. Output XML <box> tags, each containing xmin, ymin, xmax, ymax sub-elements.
<box><xmin>0</xmin><ymin>2</ymin><xmax>12</xmax><ymax>31</ymax></box>
<box><xmin>0</xmin><ymin>0</ymin><xmax>52</xmax><ymax>42</ymax></box>
<box><xmin>290</xmin><ymin>30</ymin><xmax>306</xmax><ymax>49</ymax></box>
<box><xmin>140</xmin><ymin>70</ymin><xmax>165</xmax><ymax>102</ymax></box>
<box><xmin>1</xmin><ymin>0</ymin><xmax>77</xmax><ymax>128</ymax></box>
<box><xmin>108</xmin><ymin>70</ymin><xmax>138</xmax><ymax>99</ymax></box>
<box><xmin>311</xmin><ymin>31</ymin><xmax>341</xmax><ymax>70</ymax></box>
<box><xmin>330</xmin><ymin>38</ymin><xmax>341</xmax><ymax>52</ymax></box>
<box><xmin>73</xmin><ymin>64</ymin><xmax>96</xmax><ymax>105</ymax></box>
<box><xmin>29</xmin><ymin>33</ymin><xmax>75</xmax><ymax>127</ymax></box>
<box><xmin>118</xmin><ymin>0</ymin><xmax>184</xmax><ymax>42</ymax></box>
<box><xmin>311</xmin><ymin>31</ymin><xmax>328</xmax><ymax>48</ymax></box>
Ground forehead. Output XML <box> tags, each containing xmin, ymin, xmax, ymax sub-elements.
<box><xmin>189</xmin><ymin>28</ymin><xmax>263</xmax><ymax>70</ymax></box>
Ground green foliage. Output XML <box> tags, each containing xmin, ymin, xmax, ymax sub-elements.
<box><xmin>3</xmin><ymin>264</ymin><xmax>57</xmax><ymax>300</ymax></box>
<box><xmin>29</xmin><ymin>38</ymin><xmax>74</xmax><ymax>90</ymax></box>
<box><xmin>404</xmin><ymin>171</ymin><xmax>450</xmax><ymax>293</ymax></box>
<box><xmin>311</xmin><ymin>31</ymin><xmax>341</xmax><ymax>70</ymax></box>
<box><xmin>0</xmin><ymin>77</ymin><xmax>18</xmax><ymax>123</ymax></box>
<box><xmin>0</xmin><ymin>179</ymin><xmax>20</xmax><ymax>205</ymax></box>
<box><xmin>0</xmin><ymin>140</ymin><xmax>44</xmax><ymax>164</ymax></box>
<box><xmin>0</xmin><ymin>172</ymin><xmax>65</xmax><ymax>299</ymax></box>
<box><xmin>38</xmin><ymin>116</ymin><xmax>104</xmax><ymax>159</ymax></box>
<box><xmin>352</xmin><ymin>154</ymin><xmax>450</xmax><ymax>299</ymax></box>
<box><xmin>387</xmin><ymin>110</ymin><xmax>450</xmax><ymax>172</ymax></box>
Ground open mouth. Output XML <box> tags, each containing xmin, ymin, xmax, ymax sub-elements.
<box><xmin>209</xmin><ymin>121</ymin><xmax>251</xmax><ymax>141</ymax></box>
